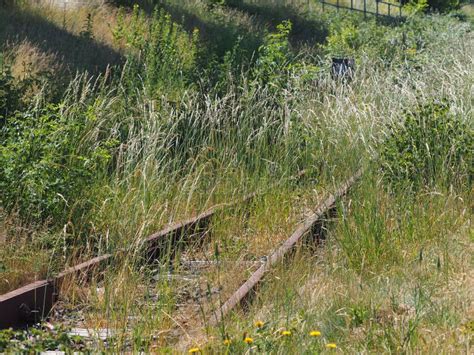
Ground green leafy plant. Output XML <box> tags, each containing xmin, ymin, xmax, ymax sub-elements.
<box><xmin>428</xmin><ymin>0</ymin><xmax>460</xmax><ymax>12</ymax></box>
<box><xmin>325</xmin><ymin>22</ymin><xmax>360</xmax><ymax>57</ymax></box>
<box><xmin>0</xmin><ymin>104</ymin><xmax>115</xmax><ymax>224</ymax></box>
<box><xmin>0</xmin><ymin>326</ymin><xmax>89</xmax><ymax>352</ymax></box>
<box><xmin>113</xmin><ymin>5</ymin><xmax>199</xmax><ymax>100</ymax></box>
<box><xmin>380</xmin><ymin>100</ymin><xmax>473</xmax><ymax>189</ymax></box>
<box><xmin>404</xmin><ymin>0</ymin><xmax>459</xmax><ymax>13</ymax></box>
<box><xmin>403</xmin><ymin>0</ymin><xmax>429</xmax><ymax>14</ymax></box>
<box><xmin>253</xmin><ymin>20</ymin><xmax>293</xmax><ymax>90</ymax></box>
<box><xmin>79</xmin><ymin>13</ymin><xmax>94</xmax><ymax>40</ymax></box>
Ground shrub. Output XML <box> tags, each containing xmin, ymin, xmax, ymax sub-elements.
<box><xmin>0</xmin><ymin>104</ymin><xmax>115</xmax><ymax>224</ymax></box>
<box><xmin>325</xmin><ymin>21</ymin><xmax>361</xmax><ymax>58</ymax></box>
<box><xmin>380</xmin><ymin>101</ymin><xmax>473</xmax><ymax>189</ymax></box>
<box><xmin>253</xmin><ymin>20</ymin><xmax>293</xmax><ymax>90</ymax></box>
<box><xmin>113</xmin><ymin>5</ymin><xmax>199</xmax><ymax>100</ymax></box>
<box><xmin>0</xmin><ymin>327</ymin><xmax>89</xmax><ymax>352</ymax></box>
<box><xmin>404</xmin><ymin>0</ymin><xmax>460</xmax><ymax>13</ymax></box>
<box><xmin>428</xmin><ymin>0</ymin><xmax>460</xmax><ymax>12</ymax></box>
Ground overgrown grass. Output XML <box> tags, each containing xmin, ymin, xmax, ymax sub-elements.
<box><xmin>205</xmin><ymin>172</ymin><xmax>472</xmax><ymax>353</ymax></box>
<box><xmin>0</xmin><ymin>0</ymin><xmax>472</xmax><ymax>352</ymax></box>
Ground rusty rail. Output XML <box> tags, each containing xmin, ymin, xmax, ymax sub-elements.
<box><xmin>0</xmin><ymin>254</ymin><xmax>113</xmax><ymax>329</ymax></box>
<box><xmin>0</xmin><ymin>194</ymin><xmax>255</xmax><ymax>329</ymax></box>
<box><xmin>0</xmin><ymin>167</ymin><xmax>361</xmax><ymax>330</ymax></box>
<box><xmin>210</xmin><ymin>170</ymin><xmax>363</xmax><ymax>325</ymax></box>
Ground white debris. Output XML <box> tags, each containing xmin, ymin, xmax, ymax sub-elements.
<box><xmin>69</xmin><ymin>328</ymin><xmax>114</xmax><ymax>340</ymax></box>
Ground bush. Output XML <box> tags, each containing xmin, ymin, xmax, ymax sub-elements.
<box><xmin>404</xmin><ymin>0</ymin><xmax>460</xmax><ymax>13</ymax></box>
<box><xmin>428</xmin><ymin>0</ymin><xmax>460</xmax><ymax>12</ymax></box>
<box><xmin>0</xmin><ymin>327</ymin><xmax>89</xmax><ymax>352</ymax></box>
<box><xmin>253</xmin><ymin>20</ymin><xmax>293</xmax><ymax>90</ymax></box>
<box><xmin>325</xmin><ymin>21</ymin><xmax>361</xmax><ymax>57</ymax></box>
<box><xmin>0</xmin><ymin>104</ymin><xmax>115</xmax><ymax>224</ymax></box>
<box><xmin>380</xmin><ymin>101</ymin><xmax>473</xmax><ymax>189</ymax></box>
<box><xmin>113</xmin><ymin>5</ymin><xmax>199</xmax><ymax>100</ymax></box>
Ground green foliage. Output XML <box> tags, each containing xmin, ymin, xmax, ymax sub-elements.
<box><xmin>403</xmin><ymin>0</ymin><xmax>429</xmax><ymax>14</ymax></box>
<box><xmin>427</xmin><ymin>0</ymin><xmax>460</xmax><ymax>12</ymax></box>
<box><xmin>380</xmin><ymin>101</ymin><xmax>473</xmax><ymax>189</ymax></box>
<box><xmin>0</xmin><ymin>104</ymin><xmax>115</xmax><ymax>223</ymax></box>
<box><xmin>0</xmin><ymin>327</ymin><xmax>89</xmax><ymax>352</ymax></box>
<box><xmin>211</xmin><ymin>318</ymin><xmax>333</xmax><ymax>353</ymax></box>
<box><xmin>253</xmin><ymin>20</ymin><xmax>293</xmax><ymax>89</ymax></box>
<box><xmin>325</xmin><ymin>21</ymin><xmax>360</xmax><ymax>57</ymax></box>
<box><xmin>323</xmin><ymin>14</ymin><xmax>468</xmax><ymax>67</ymax></box>
<box><xmin>0</xmin><ymin>64</ymin><xmax>21</xmax><ymax>128</ymax></box>
<box><xmin>207</xmin><ymin>0</ymin><xmax>226</xmax><ymax>8</ymax></box>
<box><xmin>113</xmin><ymin>5</ymin><xmax>199</xmax><ymax>100</ymax></box>
<box><xmin>79</xmin><ymin>13</ymin><xmax>94</xmax><ymax>40</ymax></box>
<box><xmin>207</xmin><ymin>0</ymin><xmax>243</xmax><ymax>7</ymax></box>
<box><xmin>324</xmin><ymin>16</ymin><xmax>407</xmax><ymax>62</ymax></box>
<box><xmin>405</xmin><ymin>0</ymin><xmax>460</xmax><ymax>13</ymax></box>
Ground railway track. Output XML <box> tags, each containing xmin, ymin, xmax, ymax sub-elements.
<box><xmin>0</xmin><ymin>195</ymin><xmax>255</xmax><ymax>329</ymax></box>
<box><xmin>0</xmin><ymin>171</ymin><xmax>362</xmax><ymax>348</ymax></box>
<box><xmin>210</xmin><ymin>169</ymin><xmax>362</xmax><ymax>326</ymax></box>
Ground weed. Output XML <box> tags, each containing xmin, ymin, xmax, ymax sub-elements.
<box><xmin>380</xmin><ymin>100</ymin><xmax>473</xmax><ymax>190</ymax></box>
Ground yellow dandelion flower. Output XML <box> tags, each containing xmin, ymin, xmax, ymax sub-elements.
<box><xmin>309</xmin><ymin>330</ymin><xmax>321</xmax><ymax>337</ymax></box>
<box><xmin>188</xmin><ymin>347</ymin><xmax>200</xmax><ymax>354</ymax></box>
<box><xmin>326</xmin><ymin>343</ymin><xmax>337</xmax><ymax>349</ymax></box>
<box><xmin>281</xmin><ymin>330</ymin><xmax>292</xmax><ymax>336</ymax></box>
<box><xmin>223</xmin><ymin>339</ymin><xmax>231</xmax><ymax>346</ymax></box>
<box><xmin>255</xmin><ymin>320</ymin><xmax>264</xmax><ymax>328</ymax></box>
<box><xmin>244</xmin><ymin>337</ymin><xmax>253</xmax><ymax>344</ymax></box>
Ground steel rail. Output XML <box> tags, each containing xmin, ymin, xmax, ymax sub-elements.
<box><xmin>0</xmin><ymin>194</ymin><xmax>256</xmax><ymax>329</ymax></box>
<box><xmin>210</xmin><ymin>170</ymin><xmax>363</xmax><ymax>325</ymax></box>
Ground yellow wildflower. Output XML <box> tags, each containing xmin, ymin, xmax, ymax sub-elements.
<box><xmin>188</xmin><ymin>347</ymin><xmax>200</xmax><ymax>354</ymax></box>
<box><xmin>244</xmin><ymin>337</ymin><xmax>253</xmax><ymax>344</ymax></box>
<box><xmin>326</xmin><ymin>343</ymin><xmax>337</xmax><ymax>349</ymax></box>
<box><xmin>309</xmin><ymin>330</ymin><xmax>321</xmax><ymax>337</ymax></box>
<box><xmin>255</xmin><ymin>320</ymin><xmax>264</xmax><ymax>328</ymax></box>
<box><xmin>281</xmin><ymin>330</ymin><xmax>292</xmax><ymax>336</ymax></box>
<box><xmin>223</xmin><ymin>339</ymin><xmax>231</xmax><ymax>346</ymax></box>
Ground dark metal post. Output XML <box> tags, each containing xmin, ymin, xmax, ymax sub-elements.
<box><xmin>364</xmin><ymin>0</ymin><xmax>367</xmax><ymax>17</ymax></box>
<box><xmin>388</xmin><ymin>3</ymin><xmax>391</xmax><ymax>17</ymax></box>
<box><xmin>376</xmin><ymin>0</ymin><xmax>379</xmax><ymax>16</ymax></box>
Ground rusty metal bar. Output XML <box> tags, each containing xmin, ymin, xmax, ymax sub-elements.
<box><xmin>0</xmin><ymin>194</ymin><xmax>256</xmax><ymax>329</ymax></box>
<box><xmin>145</xmin><ymin>193</ymin><xmax>256</xmax><ymax>261</ymax></box>
<box><xmin>0</xmin><ymin>280</ymin><xmax>54</xmax><ymax>329</ymax></box>
<box><xmin>210</xmin><ymin>170</ymin><xmax>363</xmax><ymax>325</ymax></box>
<box><xmin>0</xmin><ymin>254</ymin><xmax>114</xmax><ymax>329</ymax></box>
<box><xmin>0</xmin><ymin>253</ymin><xmax>116</xmax><ymax>329</ymax></box>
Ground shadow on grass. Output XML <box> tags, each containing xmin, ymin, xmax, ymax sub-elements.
<box><xmin>0</xmin><ymin>4</ymin><xmax>123</xmax><ymax>75</ymax></box>
<box><xmin>156</xmin><ymin>2</ymin><xmax>264</xmax><ymax>59</ymax></box>
<box><xmin>226</xmin><ymin>1</ymin><xmax>329</xmax><ymax>47</ymax></box>
<box><xmin>107</xmin><ymin>0</ymin><xmax>328</xmax><ymax>62</ymax></box>
<box><xmin>107</xmin><ymin>0</ymin><xmax>264</xmax><ymax>60</ymax></box>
